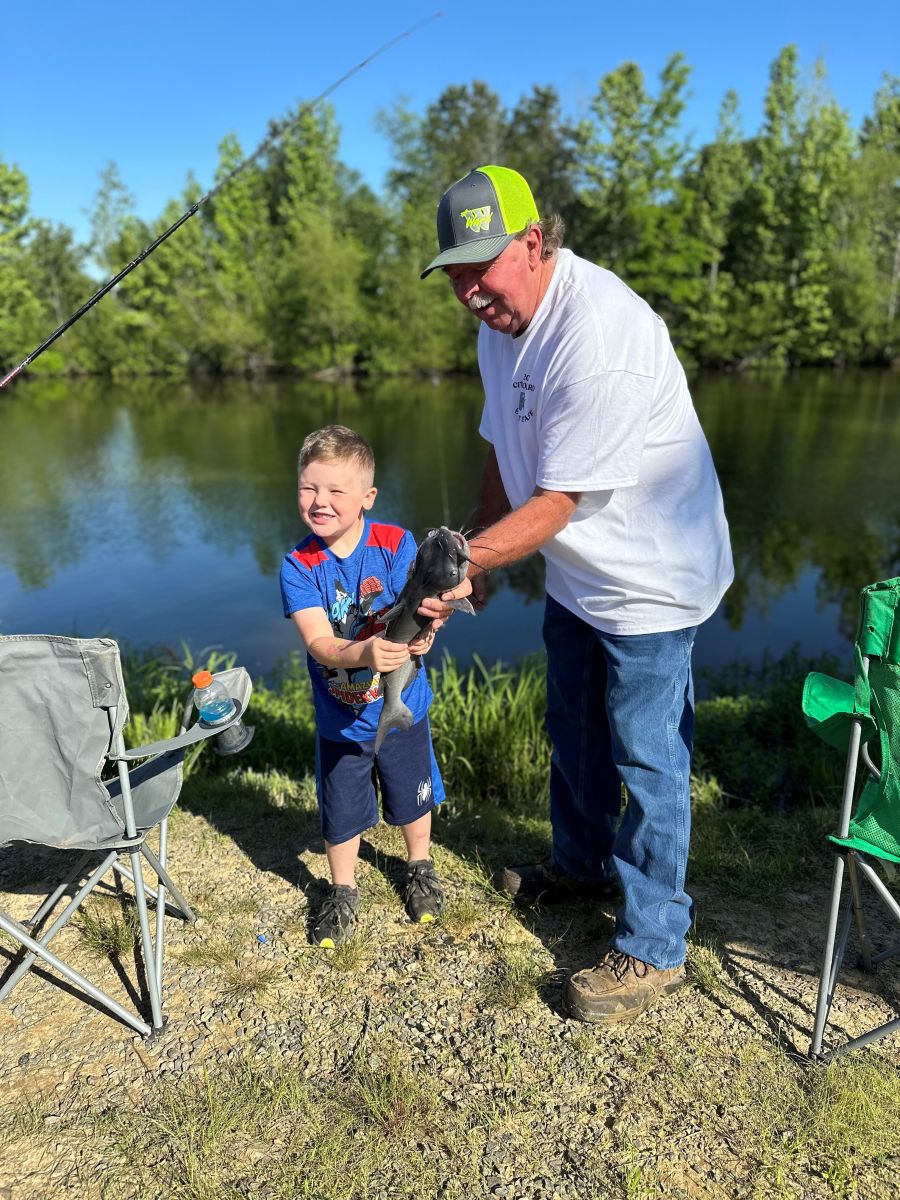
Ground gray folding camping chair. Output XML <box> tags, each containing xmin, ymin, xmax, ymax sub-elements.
<box><xmin>0</xmin><ymin>635</ymin><xmax>253</xmax><ymax>1037</ymax></box>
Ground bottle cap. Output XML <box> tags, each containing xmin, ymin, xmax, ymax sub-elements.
<box><xmin>192</xmin><ymin>670</ymin><xmax>214</xmax><ymax>687</ymax></box>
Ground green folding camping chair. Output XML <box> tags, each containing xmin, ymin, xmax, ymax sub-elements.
<box><xmin>802</xmin><ymin>577</ymin><xmax>900</xmax><ymax>1060</ymax></box>
<box><xmin>0</xmin><ymin>635</ymin><xmax>254</xmax><ymax>1038</ymax></box>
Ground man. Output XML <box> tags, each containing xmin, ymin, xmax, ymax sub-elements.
<box><xmin>420</xmin><ymin>165</ymin><xmax>733</xmax><ymax>1024</ymax></box>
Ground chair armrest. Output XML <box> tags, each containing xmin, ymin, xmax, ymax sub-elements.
<box><xmin>802</xmin><ymin>671</ymin><xmax>875</xmax><ymax>752</ymax></box>
<box><xmin>112</xmin><ymin>667</ymin><xmax>253</xmax><ymax>761</ymax></box>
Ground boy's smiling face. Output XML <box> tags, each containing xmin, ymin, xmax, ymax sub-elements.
<box><xmin>298</xmin><ymin>456</ymin><xmax>377</xmax><ymax>554</ymax></box>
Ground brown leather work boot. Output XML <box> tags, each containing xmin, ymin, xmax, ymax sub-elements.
<box><xmin>565</xmin><ymin>950</ymin><xmax>686</xmax><ymax>1024</ymax></box>
<box><xmin>497</xmin><ymin>857</ymin><xmax>618</xmax><ymax>905</ymax></box>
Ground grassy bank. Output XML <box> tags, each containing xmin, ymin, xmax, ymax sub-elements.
<box><xmin>125</xmin><ymin>644</ymin><xmax>846</xmax><ymax>901</ymax></box>
<box><xmin>1</xmin><ymin>648</ymin><xmax>898</xmax><ymax>1199</ymax></box>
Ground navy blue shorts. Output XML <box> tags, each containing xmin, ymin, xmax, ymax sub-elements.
<box><xmin>315</xmin><ymin>716</ymin><xmax>446</xmax><ymax>845</ymax></box>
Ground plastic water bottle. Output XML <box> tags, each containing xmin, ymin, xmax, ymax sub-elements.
<box><xmin>191</xmin><ymin>670</ymin><xmax>236</xmax><ymax>725</ymax></box>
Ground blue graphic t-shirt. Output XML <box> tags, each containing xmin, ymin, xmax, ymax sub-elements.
<box><xmin>279</xmin><ymin>517</ymin><xmax>432</xmax><ymax>743</ymax></box>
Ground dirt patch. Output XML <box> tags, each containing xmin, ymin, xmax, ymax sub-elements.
<box><xmin>1</xmin><ymin>798</ymin><xmax>898</xmax><ymax>1199</ymax></box>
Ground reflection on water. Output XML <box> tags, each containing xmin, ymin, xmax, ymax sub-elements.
<box><xmin>1</xmin><ymin>371</ymin><xmax>898</xmax><ymax>687</ymax></box>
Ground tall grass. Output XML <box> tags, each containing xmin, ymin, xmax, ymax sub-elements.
<box><xmin>117</xmin><ymin>642</ymin><xmax>846</xmax><ymax>816</ymax></box>
<box><xmin>694</xmin><ymin>648</ymin><xmax>844</xmax><ymax>808</ymax></box>
<box><xmin>428</xmin><ymin>653</ymin><xmax>550</xmax><ymax>814</ymax></box>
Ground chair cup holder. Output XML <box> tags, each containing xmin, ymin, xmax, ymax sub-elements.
<box><xmin>212</xmin><ymin>718</ymin><xmax>254</xmax><ymax>756</ymax></box>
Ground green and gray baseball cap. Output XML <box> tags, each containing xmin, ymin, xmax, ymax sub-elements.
<box><xmin>420</xmin><ymin>165</ymin><xmax>540</xmax><ymax>279</ymax></box>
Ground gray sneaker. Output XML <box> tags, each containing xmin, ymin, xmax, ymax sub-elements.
<box><xmin>403</xmin><ymin>859</ymin><xmax>444</xmax><ymax>924</ymax></box>
<box><xmin>312</xmin><ymin>884</ymin><xmax>360</xmax><ymax>948</ymax></box>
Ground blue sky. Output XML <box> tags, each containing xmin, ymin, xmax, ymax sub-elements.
<box><xmin>1</xmin><ymin>1</ymin><xmax>897</xmax><ymax>247</ymax></box>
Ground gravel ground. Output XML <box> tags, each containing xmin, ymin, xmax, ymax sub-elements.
<box><xmin>1</xmin><ymin>797</ymin><xmax>898</xmax><ymax>1199</ymax></box>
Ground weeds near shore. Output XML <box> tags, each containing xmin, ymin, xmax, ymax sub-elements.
<box><xmin>686</xmin><ymin>928</ymin><xmax>729</xmax><ymax>997</ymax></box>
<box><xmin>441</xmin><ymin>892</ymin><xmax>482</xmax><ymax>937</ymax></box>
<box><xmin>176</xmin><ymin>938</ymin><xmax>240</xmax><ymax>970</ymax></box>
<box><xmin>78</xmin><ymin>900</ymin><xmax>137</xmax><ymax>958</ymax></box>
<box><xmin>219</xmin><ymin>961</ymin><xmax>281</xmax><ymax>1003</ymax></box>
<box><xmin>482</xmin><ymin>941</ymin><xmax>554</xmax><ymax>1009</ymax></box>
<box><xmin>325</xmin><ymin>931</ymin><xmax>372</xmax><ymax>974</ymax></box>
<box><xmin>429</xmin><ymin>653</ymin><xmax>550</xmax><ymax>813</ymax></box>
<box><xmin>93</xmin><ymin>1031</ymin><xmax>900</xmax><ymax>1200</ymax></box>
<box><xmin>339</xmin><ymin>1046</ymin><xmax>438</xmax><ymax>1137</ymax></box>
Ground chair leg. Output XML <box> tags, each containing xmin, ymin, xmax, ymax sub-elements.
<box><xmin>810</xmin><ymin>853</ymin><xmax>848</xmax><ymax>1059</ymax></box>
<box><xmin>24</xmin><ymin>852</ymin><xmax>93</xmax><ymax>929</ymax></box>
<box><xmin>0</xmin><ymin>909</ymin><xmax>151</xmax><ymax>1037</ymax></box>
<box><xmin>811</xmin><ymin>851</ymin><xmax>900</xmax><ymax>1060</ymax></box>
<box><xmin>110</xmin><ymin>861</ymin><xmax>185</xmax><ymax>917</ymax></box>
<box><xmin>847</xmin><ymin>852</ymin><xmax>876</xmax><ymax>970</ymax></box>
<box><xmin>826</xmin><ymin>1015</ymin><xmax>900</xmax><ymax>1060</ymax></box>
<box><xmin>128</xmin><ymin>848</ymin><xmax>164</xmax><ymax>1031</ymax></box>
<box><xmin>140</xmin><ymin>843</ymin><xmax>196</xmax><ymax>924</ymax></box>
<box><xmin>0</xmin><ymin>851</ymin><xmax>119</xmax><ymax>1003</ymax></box>
<box><xmin>824</xmin><ymin>856</ymin><xmax>900</xmax><ymax>1056</ymax></box>
<box><xmin>115</xmin><ymin>828</ymin><xmax>195</xmax><ymax>1014</ymax></box>
<box><xmin>855</xmin><ymin>856</ymin><xmax>900</xmax><ymax>923</ymax></box>
<box><xmin>154</xmin><ymin>822</ymin><xmax>168</xmax><ymax>994</ymax></box>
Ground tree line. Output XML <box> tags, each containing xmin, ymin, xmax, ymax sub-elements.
<box><xmin>1</xmin><ymin>46</ymin><xmax>898</xmax><ymax>380</ymax></box>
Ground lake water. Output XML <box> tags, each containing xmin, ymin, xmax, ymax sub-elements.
<box><xmin>1</xmin><ymin>370</ymin><xmax>898</xmax><ymax>691</ymax></box>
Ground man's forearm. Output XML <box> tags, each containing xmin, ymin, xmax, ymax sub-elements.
<box><xmin>468</xmin><ymin>488</ymin><xmax>579</xmax><ymax>576</ymax></box>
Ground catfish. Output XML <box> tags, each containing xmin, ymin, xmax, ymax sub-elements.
<box><xmin>374</xmin><ymin>527</ymin><xmax>475</xmax><ymax>751</ymax></box>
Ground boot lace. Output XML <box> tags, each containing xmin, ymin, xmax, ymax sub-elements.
<box><xmin>603</xmin><ymin>950</ymin><xmax>650</xmax><ymax>981</ymax></box>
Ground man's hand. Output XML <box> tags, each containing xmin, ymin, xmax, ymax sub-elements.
<box><xmin>419</xmin><ymin>574</ymin><xmax>488</xmax><ymax>630</ymax></box>
<box><xmin>408</xmin><ymin>626</ymin><xmax>436</xmax><ymax>655</ymax></box>
<box><xmin>418</xmin><ymin>485</ymin><xmax>578</xmax><ymax>630</ymax></box>
<box><xmin>361</xmin><ymin>635</ymin><xmax>411</xmax><ymax>673</ymax></box>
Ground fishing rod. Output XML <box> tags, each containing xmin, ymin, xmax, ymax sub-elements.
<box><xmin>0</xmin><ymin>13</ymin><xmax>441</xmax><ymax>391</ymax></box>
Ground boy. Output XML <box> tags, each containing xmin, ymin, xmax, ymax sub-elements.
<box><xmin>280</xmin><ymin>425</ymin><xmax>445</xmax><ymax>947</ymax></box>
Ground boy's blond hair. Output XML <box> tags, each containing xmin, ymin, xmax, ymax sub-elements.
<box><xmin>298</xmin><ymin>425</ymin><xmax>375</xmax><ymax>486</ymax></box>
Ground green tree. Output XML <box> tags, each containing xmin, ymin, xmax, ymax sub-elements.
<box><xmin>270</xmin><ymin>107</ymin><xmax>368</xmax><ymax>371</ymax></box>
<box><xmin>729</xmin><ymin>48</ymin><xmax>854</xmax><ymax>365</ymax></box>
<box><xmin>502</xmin><ymin>85</ymin><xmax>584</xmax><ymax>229</ymax></box>
<box><xmin>204</xmin><ymin>133</ymin><xmax>277</xmax><ymax>370</ymax></box>
<box><xmin>381</xmin><ymin>82</ymin><xmax>507</xmax><ymax>213</ymax></box>
<box><xmin>89</xmin><ymin>162</ymin><xmax>136</xmax><ymax>276</ymax></box>
<box><xmin>580</xmin><ymin>54</ymin><xmax>705</xmax><ymax>323</ymax></box>
<box><xmin>375</xmin><ymin>83</ymin><xmax>511</xmax><ymax>373</ymax></box>
<box><xmin>856</xmin><ymin>76</ymin><xmax>900</xmax><ymax>355</ymax></box>
<box><xmin>21</xmin><ymin>221</ymin><xmax>96</xmax><ymax>373</ymax></box>
<box><xmin>681</xmin><ymin>91</ymin><xmax>751</xmax><ymax>363</ymax></box>
<box><xmin>79</xmin><ymin>163</ymin><xmax>171</xmax><ymax>376</ymax></box>
<box><xmin>0</xmin><ymin>159</ymin><xmax>44</xmax><ymax>375</ymax></box>
<box><xmin>787</xmin><ymin>65</ymin><xmax>854</xmax><ymax>361</ymax></box>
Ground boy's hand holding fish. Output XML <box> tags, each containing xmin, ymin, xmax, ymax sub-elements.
<box><xmin>361</xmin><ymin>627</ymin><xmax>436</xmax><ymax>672</ymax></box>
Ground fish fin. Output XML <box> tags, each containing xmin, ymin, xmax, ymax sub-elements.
<box><xmin>445</xmin><ymin>597</ymin><xmax>476</xmax><ymax>615</ymax></box>
<box><xmin>378</xmin><ymin>602</ymin><xmax>404</xmax><ymax>622</ymax></box>
<box><xmin>374</xmin><ymin>701</ymin><xmax>414</xmax><ymax>753</ymax></box>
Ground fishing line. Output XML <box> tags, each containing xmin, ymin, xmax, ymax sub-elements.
<box><xmin>0</xmin><ymin>13</ymin><xmax>442</xmax><ymax>391</ymax></box>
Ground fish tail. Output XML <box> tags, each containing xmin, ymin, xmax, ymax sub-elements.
<box><xmin>374</xmin><ymin>700</ymin><xmax>414</xmax><ymax>753</ymax></box>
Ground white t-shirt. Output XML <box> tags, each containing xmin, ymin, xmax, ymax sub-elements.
<box><xmin>478</xmin><ymin>249</ymin><xmax>734</xmax><ymax>634</ymax></box>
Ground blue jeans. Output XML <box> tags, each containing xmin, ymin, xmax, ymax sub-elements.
<box><xmin>543</xmin><ymin>594</ymin><xmax>697</xmax><ymax>969</ymax></box>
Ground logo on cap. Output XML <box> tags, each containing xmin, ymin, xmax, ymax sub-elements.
<box><xmin>460</xmin><ymin>205</ymin><xmax>493</xmax><ymax>232</ymax></box>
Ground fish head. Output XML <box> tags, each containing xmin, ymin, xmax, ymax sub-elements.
<box><xmin>414</xmin><ymin>527</ymin><xmax>471</xmax><ymax>594</ymax></box>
